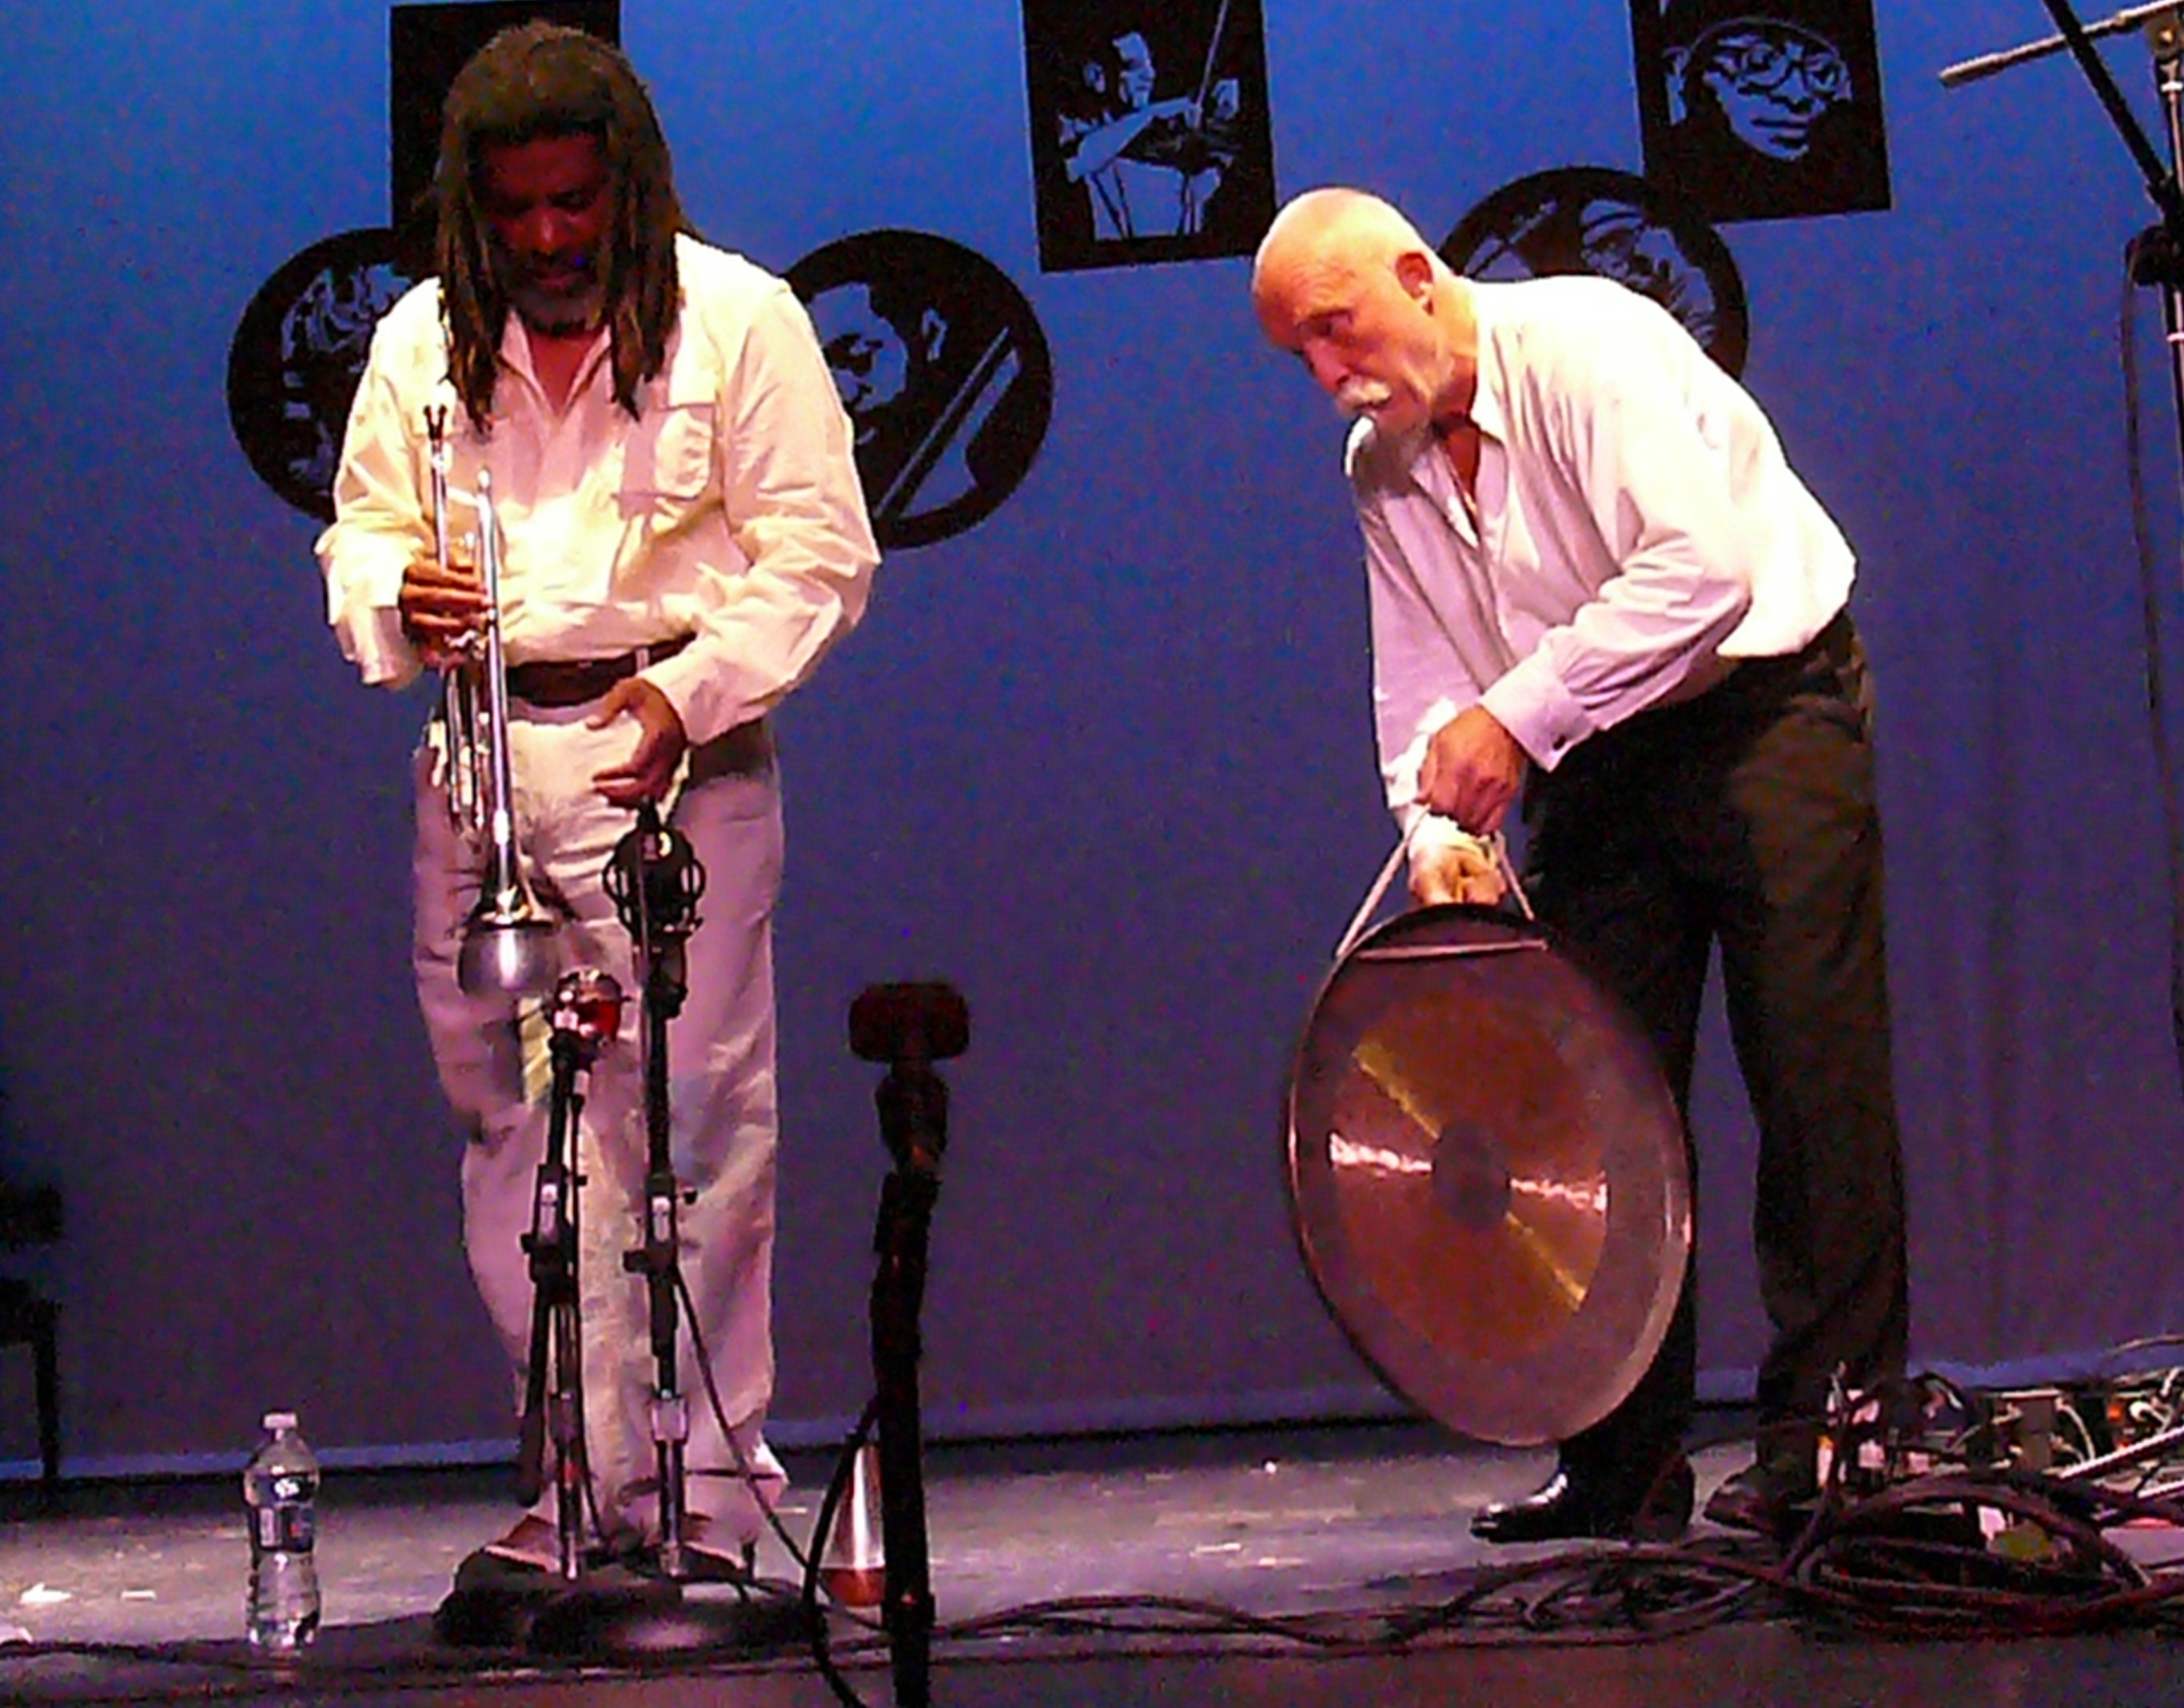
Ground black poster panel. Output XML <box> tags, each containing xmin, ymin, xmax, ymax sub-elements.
<box><xmin>1632</xmin><ymin>0</ymin><xmax>1891</xmax><ymax>223</ymax></box>
<box><xmin>1443</xmin><ymin>167</ymin><xmax>1750</xmax><ymax>378</ymax></box>
<box><xmin>1022</xmin><ymin>0</ymin><xmax>1278</xmax><ymax>273</ymax></box>
<box><xmin>789</xmin><ymin>231</ymin><xmax>1055</xmax><ymax>551</ymax></box>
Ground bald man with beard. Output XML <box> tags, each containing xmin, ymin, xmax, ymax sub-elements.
<box><xmin>1253</xmin><ymin>188</ymin><xmax>1907</xmax><ymax>1544</ymax></box>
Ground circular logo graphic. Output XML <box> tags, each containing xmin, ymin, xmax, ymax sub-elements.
<box><xmin>788</xmin><ymin>230</ymin><xmax>1054</xmax><ymax>551</ymax></box>
<box><xmin>228</xmin><ymin>229</ymin><xmax>416</xmax><ymax>522</ymax></box>
<box><xmin>1441</xmin><ymin>168</ymin><xmax>1748</xmax><ymax>378</ymax></box>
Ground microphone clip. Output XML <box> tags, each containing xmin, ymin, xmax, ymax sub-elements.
<box><xmin>604</xmin><ymin>801</ymin><xmax>707</xmax><ymax>947</ymax></box>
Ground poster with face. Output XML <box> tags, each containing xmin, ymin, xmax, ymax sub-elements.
<box><xmin>1442</xmin><ymin>167</ymin><xmax>1749</xmax><ymax>377</ymax></box>
<box><xmin>1021</xmin><ymin>0</ymin><xmax>1278</xmax><ymax>272</ymax></box>
<box><xmin>1632</xmin><ymin>0</ymin><xmax>1891</xmax><ymax>223</ymax></box>
<box><xmin>790</xmin><ymin>231</ymin><xmax>1054</xmax><ymax>551</ymax></box>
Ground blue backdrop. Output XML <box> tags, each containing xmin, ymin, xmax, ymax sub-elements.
<box><xmin>4</xmin><ymin>1</ymin><xmax>2183</xmax><ymax>1471</ymax></box>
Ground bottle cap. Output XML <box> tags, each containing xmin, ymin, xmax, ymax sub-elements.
<box><xmin>262</xmin><ymin>1411</ymin><xmax>298</xmax><ymax>1432</ymax></box>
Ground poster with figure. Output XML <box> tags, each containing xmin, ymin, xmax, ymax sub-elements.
<box><xmin>1442</xmin><ymin>167</ymin><xmax>1750</xmax><ymax>377</ymax></box>
<box><xmin>1022</xmin><ymin>0</ymin><xmax>1278</xmax><ymax>272</ymax></box>
<box><xmin>790</xmin><ymin>231</ymin><xmax>1054</xmax><ymax>551</ymax></box>
<box><xmin>1632</xmin><ymin>0</ymin><xmax>1891</xmax><ymax>223</ymax></box>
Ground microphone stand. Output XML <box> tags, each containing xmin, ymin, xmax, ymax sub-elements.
<box><xmin>436</xmin><ymin>972</ymin><xmax>680</xmax><ymax>1651</ymax></box>
<box><xmin>1939</xmin><ymin>2</ymin><xmax>2184</xmax><ymax>90</ymax></box>
<box><xmin>517</xmin><ymin>970</ymin><xmax>625</xmax><ymax>1579</ymax></box>
<box><xmin>2126</xmin><ymin>8</ymin><xmax>2184</xmax><ymax>461</ymax></box>
<box><xmin>851</xmin><ymin>981</ymin><xmax>970</xmax><ymax>1708</ymax></box>
<box><xmin>1943</xmin><ymin>8</ymin><xmax>2184</xmax><ymax>1076</ymax></box>
<box><xmin>1942</xmin><ymin>6</ymin><xmax>2184</xmax><ymax>471</ymax></box>
<box><xmin>606</xmin><ymin>799</ymin><xmax>705</xmax><ymax>1585</ymax></box>
<box><xmin>528</xmin><ymin>800</ymin><xmax>806</xmax><ymax>1660</ymax></box>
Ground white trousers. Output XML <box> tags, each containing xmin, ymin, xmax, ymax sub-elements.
<box><xmin>412</xmin><ymin>701</ymin><xmax>787</xmax><ymax>1547</ymax></box>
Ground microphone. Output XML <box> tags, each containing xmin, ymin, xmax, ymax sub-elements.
<box><xmin>850</xmin><ymin>983</ymin><xmax>969</xmax><ymax>1065</ymax></box>
<box><xmin>548</xmin><ymin>968</ymin><xmax>624</xmax><ymax>1065</ymax></box>
<box><xmin>603</xmin><ymin>802</ymin><xmax>705</xmax><ymax>993</ymax></box>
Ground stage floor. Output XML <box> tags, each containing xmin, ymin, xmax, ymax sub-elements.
<box><xmin>4</xmin><ymin>1418</ymin><xmax>2184</xmax><ymax>1706</ymax></box>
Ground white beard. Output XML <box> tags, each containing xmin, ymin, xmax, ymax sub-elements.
<box><xmin>1334</xmin><ymin>376</ymin><xmax>1394</xmax><ymax>420</ymax></box>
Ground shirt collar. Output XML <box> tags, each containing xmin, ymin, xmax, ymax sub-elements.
<box><xmin>496</xmin><ymin>313</ymin><xmax>611</xmax><ymax>394</ymax></box>
<box><xmin>1389</xmin><ymin>281</ymin><xmax>1503</xmax><ymax>480</ymax></box>
<box><xmin>1453</xmin><ymin>281</ymin><xmax>1505</xmax><ymax>444</ymax></box>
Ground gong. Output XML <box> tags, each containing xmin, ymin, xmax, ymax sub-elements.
<box><xmin>1286</xmin><ymin>904</ymin><xmax>1690</xmax><ymax>1445</ymax></box>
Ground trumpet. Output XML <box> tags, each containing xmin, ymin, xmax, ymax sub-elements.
<box><xmin>424</xmin><ymin>408</ymin><xmax>482</xmax><ymax>837</ymax></box>
<box><xmin>424</xmin><ymin>410</ymin><xmax>560</xmax><ymax>1000</ymax></box>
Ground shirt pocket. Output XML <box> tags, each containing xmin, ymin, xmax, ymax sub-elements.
<box><xmin>620</xmin><ymin>398</ymin><xmax>717</xmax><ymax>516</ymax></box>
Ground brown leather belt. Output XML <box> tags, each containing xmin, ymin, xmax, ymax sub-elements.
<box><xmin>507</xmin><ymin>635</ymin><xmax>691</xmax><ymax>707</ymax></box>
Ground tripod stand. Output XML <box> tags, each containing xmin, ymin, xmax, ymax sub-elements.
<box><xmin>435</xmin><ymin>969</ymin><xmax>679</xmax><ymax>1649</ymax></box>
<box><xmin>516</xmin><ymin>801</ymin><xmax>810</xmax><ymax>1658</ymax></box>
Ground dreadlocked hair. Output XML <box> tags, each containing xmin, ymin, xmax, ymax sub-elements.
<box><xmin>432</xmin><ymin>22</ymin><xmax>689</xmax><ymax>436</ymax></box>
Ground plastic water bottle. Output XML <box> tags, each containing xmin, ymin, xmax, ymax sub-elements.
<box><xmin>242</xmin><ymin>1411</ymin><xmax>321</xmax><ymax>1653</ymax></box>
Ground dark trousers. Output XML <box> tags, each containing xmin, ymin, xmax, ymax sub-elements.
<box><xmin>1520</xmin><ymin>611</ymin><xmax>1909</xmax><ymax>1477</ymax></box>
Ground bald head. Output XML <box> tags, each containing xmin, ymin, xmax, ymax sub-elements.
<box><xmin>1252</xmin><ymin>188</ymin><xmax>1430</xmax><ymax>315</ymax></box>
<box><xmin>1252</xmin><ymin>187</ymin><xmax>1474</xmax><ymax>436</ymax></box>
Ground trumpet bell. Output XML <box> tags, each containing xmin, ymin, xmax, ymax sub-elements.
<box><xmin>457</xmin><ymin>900</ymin><xmax>561</xmax><ymax>998</ymax></box>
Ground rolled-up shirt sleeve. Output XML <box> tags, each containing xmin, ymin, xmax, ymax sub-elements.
<box><xmin>315</xmin><ymin>295</ymin><xmax>439</xmax><ymax>691</ymax></box>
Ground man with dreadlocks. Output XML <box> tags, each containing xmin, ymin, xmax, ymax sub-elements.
<box><xmin>317</xmin><ymin>24</ymin><xmax>877</xmax><ymax>1575</ymax></box>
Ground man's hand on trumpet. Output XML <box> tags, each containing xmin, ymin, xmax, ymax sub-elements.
<box><xmin>589</xmin><ymin>678</ymin><xmax>687</xmax><ymax>807</ymax></box>
<box><xmin>399</xmin><ymin>554</ymin><xmax>487</xmax><ymax>668</ymax></box>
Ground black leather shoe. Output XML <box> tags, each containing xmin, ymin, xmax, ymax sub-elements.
<box><xmin>1701</xmin><ymin>1451</ymin><xmax>1819</xmax><ymax>1539</ymax></box>
<box><xmin>1470</xmin><ymin>1455</ymin><xmax>1694</xmax><ymax>1544</ymax></box>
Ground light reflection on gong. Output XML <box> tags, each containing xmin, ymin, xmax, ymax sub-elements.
<box><xmin>1327</xmin><ymin>989</ymin><xmax>1609</xmax><ymax>1363</ymax></box>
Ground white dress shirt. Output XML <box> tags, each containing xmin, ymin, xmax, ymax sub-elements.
<box><xmin>317</xmin><ymin>234</ymin><xmax>878</xmax><ymax>750</ymax></box>
<box><xmin>1345</xmin><ymin>274</ymin><xmax>1854</xmax><ymax>858</ymax></box>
